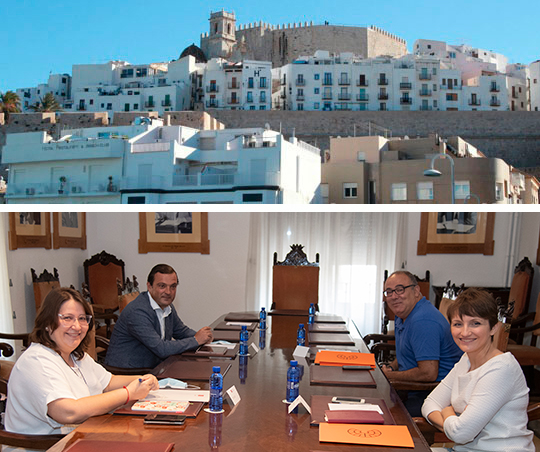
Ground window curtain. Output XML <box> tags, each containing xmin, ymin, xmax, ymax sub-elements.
<box><xmin>0</xmin><ymin>214</ymin><xmax>15</xmax><ymax>354</ymax></box>
<box><xmin>245</xmin><ymin>212</ymin><xmax>406</xmax><ymax>334</ymax></box>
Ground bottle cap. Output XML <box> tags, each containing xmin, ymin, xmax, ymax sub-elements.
<box><xmin>212</xmin><ymin>366</ymin><xmax>221</xmax><ymax>373</ymax></box>
<box><xmin>261</xmin><ymin>307</ymin><xmax>265</xmax><ymax>311</ymax></box>
<box><xmin>290</xmin><ymin>360</ymin><xmax>298</xmax><ymax>366</ymax></box>
<box><xmin>299</xmin><ymin>323</ymin><xmax>304</xmax><ymax>328</ymax></box>
<box><xmin>241</xmin><ymin>325</ymin><xmax>247</xmax><ymax>330</ymax></box>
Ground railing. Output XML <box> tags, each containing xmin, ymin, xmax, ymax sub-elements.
<box><xmin>246</xmin><ymin>98</ymin><xmax>253</xmax><ymax>103</ymax></box>
<box><xmin>131</xmin><ymin>142</ymin><xmax>170</xmax><ymax>153</ymax></box>
<box><xmin>6</xmin><ymin>180</ymin><xmax>119</xmax><ymax>197</ymax></box>
<box><xmin>259</xmin><ymin>82</ymin><xmax>268</xmax><ymax>89</ymax></box>
<box><xmin>76</xmin><ymin>106</ymin><xmax>86</xmax><ymax>111</ymax></box>
<box><xmin>322</xmin><ymin>79</ymin><xmax>333</xmax><ymax>86</ymax></box>
<box><xmin>378</xmin><ymin>79</ymin><xmax>389</xmax><ymax>85</ymax></box>
<box><xmin>441</xmin><ymin>84</ymin><xmax>459</xmax><ymax>90</ymax></box>
<box><xmin>338</xmin><ymin>77</ymin><xmax>350</xmax><ymax>86</ymax></box>
<box><xmin>356</xmin><ymin>94</ymin><xmax>369</xmax><ymax>101</ymax></box>
<box><xmin>227</xmin><ymin>98</ymin><xmax>239</xmax><ymax>104</ymax></box>
<box><xmin>400</xmin><ymin>82</ymin><xmax>412</xmax><ymax>90</ymax></box>
<box><xmin>338</xmin><ymin>93</ymin><xmax>351</xmax><ymax>100</ymax></box>
<box><xmin>490</xmin><ymin>99</ymin><xmax>501</xmax><ymax>106</ymax></box>
<box><xmin>296</xmin><ymin>94</ymin><xmax>305</xmax><ymax>101</ymax></box>
<box><xmin>378</xmin><ymin>93</ymin><xmax>389</xmax><ymax>100</ymax></box>
<box><xmin>400</xmin><ymin>98</ymin><xmax>412</xmax><ymax>104</ymax></box>
<box><xmin>322</xmin><ymin>93</ymin><xmax>333</xmax><ymax>100</ymax></box>
<box><xmin>228</xmin><ymin>82</ymin><xmax>240</xmax><ymax>89</ymax></box>
<box><xmin>419</xmin><ymin>105</ymin><xmax>433</xmax><ymax>111</ymax></box>
<box><xmin>419</xmin><ymin>73</ymin><xmax>432</xmax><ymax>80</ymax></box>
<box><xmin>144</xmin><ymin>101</ymin><xmax>155</xmax><ymax>108</ymax></box>
<box><xmin>419</xmin><ymin>89</ymin><xmax>432</xmax><ymax>96</ymax></box>
<box><xmin>356</xmin><ymin>80</ymin><xmax>369</xmax><ymax>87</ymax></box>
<box><xmin>490</xmin><ymin>85</ymin><xmax>500</xmax><ymax>92</ymax></box>
<box><xmin>171</xmin><ymin>172</ymin><xmax>281</xmax><ymax>188</ymax></box>
<box><xmin>206</xmin><ymin>86</ymin><xmax>219</xmax><ymax>93</ymax></box>
<box><xmin>161</xmin><ymin>100</ymin><xmax>171</xmax><ymax>107</ymax></box>
<box><xmin>295</xmin><ymin>79</ymin><xmax>306</xmax><ymax>86</ymax></box>
<box><xmin>468</xmin><ymin>99</ymin><xmax>481</xmax><ymax>106</ymax></box>
<box><xmin>206</xmin><ymin>100</ymin><xmax>219</xmax><ymax>108</ymax></box>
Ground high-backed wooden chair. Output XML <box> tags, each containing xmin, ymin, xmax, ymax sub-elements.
<box><xmin>84</xmin><ymin>251</ymin><xmax>125</xmax><ymax>338</ymax></box>
<box><xmin>507</xmin><ymin>257</ymin><xmax>534</xmax><ymax>344</ymax></box>
<box><xmin>270</xmin><ymin>244</ymin><xmax>319</xmax><ymax>314</ymax></box>
<box><xmin>31</xmin><ymin>268</ymin><xmax>60</xmax><ymax>312</ymax></box>
<box><xmin>117</xmin><ymin>275</ymin><xmax>140</xmax><ymax>313</ymax></box>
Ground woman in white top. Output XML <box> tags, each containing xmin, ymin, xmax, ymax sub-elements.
<box><xmin>5</xmin><ymin>287</ymin><xmax>159</xmax><ymax>436</ymax></box>
<box><xmin>421</xmin><ymin>288</ymin><xmax>534</xmax><ymax>452</ymax></box>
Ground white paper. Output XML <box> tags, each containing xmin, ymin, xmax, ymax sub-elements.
<box><xmin>316</xmin><ymin>324</ymin><xmax>346</xmax><ymax>330</ymax></box>
<box><xmin>225</xmin><ymin>385</ymin><xmax>241</xmax><ymax>406</ymax></box>
<box><xmin>288</xmin><ymin>395</ymin><xmax>311</xmax><ymax>414</ymax></box>
<box><xmin>293</xmin><ymin>345</ymin><xmax>310</xmax><ymax>358</ymax></box>
<box><xmin>210</xmin><ymin>341</ymin><xmax>237</xmax><ymax>349</ymax></box>
<box><xmin>249</xmin><ymin>342</ymin><xmax>260</xmax><ymax>354</ymax></box>
<box><xmin>146</xmin><ymin>389</ymin><xmax>210</xmax><ymax>403</ymax></box>
<box><xmin>226</xmin><ymin>322</ymin><xmax>253</xmax><ymax>326</ymax></box>
<box><xmin>327</xmin><ymin>403</ymin><xmax>383</xmax><ymax>415</ymax></box>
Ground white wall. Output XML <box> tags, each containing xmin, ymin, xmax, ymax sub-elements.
<box><xmin>6</xmin><ymin>212</ymin><xmax>251</xmax><ymax>335</ymax></box>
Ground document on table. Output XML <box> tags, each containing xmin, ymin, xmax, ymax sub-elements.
<box><xmin>146</xmin><ymin>389</ymin><xmax>210</xmax><ymax>403</ymax></box>
<box><xmin>226</xmin><ymin>322</ymin><xmax>253</xmax><ymax>326</ymax></box>
<box><xmin>327</xmin><ymin>403</ymin><xmax>383</xmax><ymax>415</ymax></box>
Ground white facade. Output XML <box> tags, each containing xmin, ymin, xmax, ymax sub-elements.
<box><xmin>198</xmin><ymin>59</ymin><xmax>272</xmax><ymax>111</ymax></box>
<box><xmin>530</xmin><ymin>60</ymin><xmax>540</xmax><ymax>111</ymax></box>
<box><xmin>66</xmin><ymin>57</ymin><xmax>195</xmax><ymax>117</ymax></box>
<box><xmin>15</xmin><ymin>73</ymin><xmax>71</xmax><ymax>111</ymax></box>
<box><xmin>2</xmin><ymin>120</ymin><xmax>321</xmax><ymax>204</ymax></box>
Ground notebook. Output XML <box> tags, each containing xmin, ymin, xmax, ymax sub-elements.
<box><xmin>309</xmin><ymin>364</ymin><xmax>376</xmax><ymax>387</ymax></box>
<box><xmin>324</xmin><ymin>409</ymin><xmax>385</xmax><ymax>424</ymax></box>
<box><xmin>131</xmin><ymin>400</ymin><xmax>190</xmax><ymax>413</ymax></box>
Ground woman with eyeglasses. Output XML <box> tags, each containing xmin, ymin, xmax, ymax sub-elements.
<box><xmin>4</xmin><ymin>288</ymin><xmax>159</xmax><ymax>436</ymax></box>
<box><xmin>421</xmin><ymin>288</ymin><xmax>534</xmax><ymax>451</ymax></box>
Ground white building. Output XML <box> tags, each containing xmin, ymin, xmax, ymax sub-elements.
<box><xmin>16</xmin><ymin>73</ymin><xmax>71</xmax><ymax>111</ymax></box>
<box><xmin>2</xmin><ymin>118</ymin><xmax>321</xmax><ymax>204</ymax></box>
<box><xmin>530</xmin><ymin>60</ymin><xmax>540</xmax><ymax>111</ymax></box>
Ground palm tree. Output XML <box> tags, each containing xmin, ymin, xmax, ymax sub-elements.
<box><xmin>0</xmin><ymin>91</ymin><xmax>21</xmax><ymax>123</ymax></box>
<box><xmin>29</xmin><ymin>92</ymin><xmax>62</xmax><ymax>112</ymax></box>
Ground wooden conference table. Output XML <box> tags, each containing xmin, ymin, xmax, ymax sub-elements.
<box><xmin>47</xmin><ymin>313</ymin><xmax>431</xmax><ymax>452</ymax></box>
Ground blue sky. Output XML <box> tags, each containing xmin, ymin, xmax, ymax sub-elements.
<box><xmin>1</xmin><ymin>0</ymin><xmax>539</xmax><ymax>94</ymax></box>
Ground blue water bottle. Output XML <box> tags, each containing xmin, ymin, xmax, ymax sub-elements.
<box><xmin>209</xmin><ymin>366</ymin><xmax>223</xmax><ymax>412</ymax></box>
<box><xmin>296</xmin><ymin>323</ymin><xmax>306</xmax><ymax>346</ymax></box>
<box><xmin>240</xmin><ymin>325</ymin><xmax>249</xmax><ymax>355</ymax></box>
<box><xmin>259</xmin><ymin>307</ymin><xmax>267</xmax><ymax>330</ymax></box>
<box><xmin>286</xmin><ymin>360</ymin><xmax>300</xmax><ymax>402</ymax></box>
<box><xmin>308</xmin><ymin>303</ymin><xmax>315</xmax><ymax>324</ymax></box>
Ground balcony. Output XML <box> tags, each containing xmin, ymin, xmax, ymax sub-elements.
<box><xmin>322</xmin><ymin>79</ymin><xmax>333</xmax><ymax>86</ymax></box>
<box><xmin>6</xmin><ymin>179</ymin><xmax>118</xmax><ymax>198</ymax></box>
<box><xmin>171</xmin><ymin>171</ymin><xmax>281</xmax><ymax>188</ymax></box>
<box><xmin>468</xmin><ymin>99</ymin><xmax>481</xmax><ymax>106</ymax></box>
<box><xmin>419</xmin><ymin>105</ymin><xmax>433</xmax><ymax>111</ymax></box>
<box><xmin>322</xmin><ymin>92</ymin><xmax>333</xmax><ymax>100</ymax></box>
<box><xmin>419</xmin><ymin>73</ymin><xmax>432</xmax><ymax>80</ymax></box>
<box><xmin>76</xmin><ymin>106</ymin><xmax>86</xmax><ymax>111</ymax></box>
<box><xmin>490</xmin><ymin>84</ymin><xmax>500</xmax><ymax>92</ymax></box>
<box><xmin>419</xmin><ymin>89</ymin><xmax>432</xmax><ymax>96</ymax></box>
<box><xmin>378</xmin><ymin>79</ymin><xmax>389</xmax><ymax>86</ymax></box>
<box><xmin>206</xmin><ymin>85</ymin><xmax>219</xmax><ymax>93</ymax></box>
<box><xmin>400</xmin><ymin>97</ymin><xmax>412</xmax><ymax>105</ymax></box>
<box><xmin>490</xmin><ymin>99</ymin><xmax>501</xmax><ymax>107</ymax></box>
<box><xmin>296</xmin><ymin>94</ymin><xmax>305</xmax><ymax>101</ymax></box>
<box><xmin>400</xmin><ymin>82</ymin><xmax>412</xmax><ymax>90</ymax></box>
<box><xmin>246</xmin><ymin>97</ymin><xmax>254</xmax><ymax>103</ymax></box>
<box><xmin>356</xmin><ymin>79</ymin><xmax>369</xmax><ymax>87</ymax></box>
<box><xmin>144</xmin><ymin>101</ymin><xmax>155</xmax><ymax>108</ymax></box>
<box><xmin>338</xmin><ymin>93</ymin><xmax>351</xmax><ymax>100</ymax></box>
<box><xmin>260</xmin><ymin>82</ymin><xmax>268</xmax><ymax>89</ymax></box>
<box><xmin>378</xmin><ymin>93</ymin><xmax>389</xmax><ymax>100</ymax></box>
<box><xmin>338</xmin><ymin>77</ymin><xmax>350</xmax><ymax>86</ymax></box>
<box><xmin>206</xmin><ymin>100</ymin><xmax>219</xmax><ymax>108</ymax></box>
<box><xmin>161</xmin><ymin>100</ymin><xmax>171</xmax><ymax>107</ymax></box>
<box><xmin>379</xmin><ymin>105</ymin><xmax>387</xmax><ymax>111</ymax></box>
<box><xmin>441</xmin><ymin>84</ymin><xmax>459</xmax><ymax>90</ymax></box>
<box><xmin>227</xmin><ymin>98</ymin><xmax>239</xmax><ymax>104</ymax></box>
<box><xmin>356</xmin><ymin>94</ymin><xmax>369</xmax><ymax>101</ymax></box>
<box><xmin>228</xmin><ymin>82</ymin><xmax>240</xmax><ymax>89</ymax></box>
<box><xmin>295</xmin><ymin>78</ymin><xmax>306</xmax><ymax>86</ymax></box>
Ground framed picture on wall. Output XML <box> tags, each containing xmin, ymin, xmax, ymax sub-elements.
<box><xmin>138</xmin><ymin>212</ymin><xmax>210</xmax><ymax>254</ymax></box>
<box><xmin>417</xmin><ymin>212</ymin><xmax>495</xmax><ymax>255</ymax></box>
<box><xmin>53</xmin><ymin>212</ymin><xmax>87</xmax><ymax>249</ymax></box>
<box><xmin>8</xmin><ymin>212</ymin><xmax>52</xmax><ymax>250</ymax></box>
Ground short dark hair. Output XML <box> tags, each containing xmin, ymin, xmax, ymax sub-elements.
<box><xmin>387</xmin><ymin>270</ymin><xmax>418</xmax><ymax>286</ymax></box>
<box><xmin>30</xmin><ymin>287</ymin><xmax>94</xmax><ymax>360</ymax></box>
<box><xmin>446</xmin><ymin>288</ymin><xmax>498</xmax><ymax>329</ymax></box>
<box><xmin>147</xmin><ymin>264</ymin><xmax>178</xmax><ymax>285</ymax></box>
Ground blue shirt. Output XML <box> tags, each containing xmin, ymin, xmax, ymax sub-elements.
<box><xmin>395</xmin><ymin>297</ymin><xmax>462</xmax><ymax>381</ymax></box>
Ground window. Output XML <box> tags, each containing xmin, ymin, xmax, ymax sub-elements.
<box><xmin>391</xmin><ymin>183</ymin><xmax>407</xmax><ymax>201</ymax></box>
<box><xmin>314</xmin><ymin>74</ymin><xmax>320</xmax><ymax>80</ymax></box>
<box><xmin>260</xmin><ymin>91</ymin><xmax>266</xmax><ymax>102</ymax></box>
<box><xmin>248</xmin><ymin>77</ymin><xmax>254</xmax><ymax>88</ymax></box>
<box><xmin>454</xmin><ymin>181</ymin><xmax>470</xmax><ymax>200</ymax></box>
<box><xmin>446</xmin><ymin>93</ymin><xmax>458</xmax><ymax>101</ymax></box>
<box><xmin>495</xmin><ymin>183</ymin><xmax>504</xmax><ymax>201</ymax></box>
<box><xmin>297</xmin><ymin>103</ymin><xmax>304</xmax><ymax>110</ymax></box>
<box><xmin>314</xmin><ymin>88</ymin><xmax>319</xmax><ymax>94</ymax></box>
<box><xmin>107</xmin><ymin>103</ymin><xmax>112</xmax><ymax>110</ymax></box>
<box><xmin>247</xmin><ymin>91</ymin><xmax>253</xmax><ymax>103</ymax></box>
<box><xmin>417</xmin><ymin>182</ymin><xmax>433</xmax><ymax>200</ymax></box>
<box><xmin>243</xmin><ymin>193</ymin><xmax>263</xmax><ymax>203</ymax></box>
<box><xmin>357</xmin><ymin>152</ymin><xmax>366</xmax><ymax>162</ymax></box>
<box><xmin>314</xmin><ymin>102</ymin><xmax>320</xmax><ymax>109</ymax></box>
<box><xmin>260</xmin><ymin>77</ymin><xmax>267</xmax><ymax>89</ymax></box>
<box><xmin>259</xmin><ymin>106</ymin><xmax>266</xmax><ymax>110</ymax></box>
<box><xmin>343</xmin><ymin>183</ymin><xmax>358</xmax><ymax>198</ymax></box>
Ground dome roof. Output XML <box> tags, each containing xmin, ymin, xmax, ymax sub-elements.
<box><xmin>179</xmin><ymin>44</ymin><xmax>208</xmax><ymax>63</ymax></box>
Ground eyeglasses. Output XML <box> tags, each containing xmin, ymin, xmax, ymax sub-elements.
<box><xmin>58</xmin><ymin>314</ymin><xmax>92</xmax><ymax>326</ymax></box>
<box><xmin>383</xmin><ymin>284</ymin><xmax>416</xmax><ymax>297</ymax></box>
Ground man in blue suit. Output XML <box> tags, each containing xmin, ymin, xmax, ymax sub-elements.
<box><xmin>105</xmin><ymin>264</ymin><xmax>213</xmax><ymax>369</ymax></box>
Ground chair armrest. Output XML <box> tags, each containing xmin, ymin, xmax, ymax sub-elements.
<box><xmin>0</xmin><ymin>431</ymin><xmax>65</xmax><ymax>449</ymax></box>
<box><xmin>528</xmin><ymin>402</ymin><xmax>540</xmax><ymax>422</ymax></box>
<box><xmin>363</xmin><ymin>333</ymin><xmax>395</xmax><ymax>346</ymax></box>
<box><xmin>512</xmin><ymin>312</ymin><xmax>536</xmax><ymax>328</ymax></box>
<box><xmin>413</xmin><ymin>417</ymin><xmax>450</xmax><ymax>445</ymax></box>
<box><xmin>95</xmin><ymin>335</ymin><xmax>110</xmax><ymax>350</ymax></box>
<box><xmin>103</xmin><ymin>365</ymin><xmax>154</xmax><ymax>375</ymax></box>
<box><xmin>389</xmin><ymin>380</ymin><xmax>440</xmax><ymax>392</ymax></box>
<box><xmin>0</xmin><ymin>333</ymin><xmax>30</xmax><ymax>348</ymax></box>
<box><xmin>509</xmin><ymin>321</ymin><xmax>540</xmax><ymax>335</ymax></box>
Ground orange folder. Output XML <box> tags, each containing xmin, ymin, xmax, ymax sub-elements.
<box><xmin>319</xmin><ymin>423</ymin><xmax>414</xmax><ymax>448</ymax></box>
<box><xmin>314</xmin><ymin>350</ymin><xmax>376</xmax><ymax>368</ymax></box>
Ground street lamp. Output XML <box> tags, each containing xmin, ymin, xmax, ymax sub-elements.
<box><xmin>424</xmin><ymin>153</ymin><xmax>455</xmax><ymax>204</ymax></box>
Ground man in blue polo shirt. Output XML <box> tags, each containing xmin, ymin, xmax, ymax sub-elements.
<box><xmin>381</xmin><ymin>270</ymin><xmax>462</xmax><ymax>416</ymax></box>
